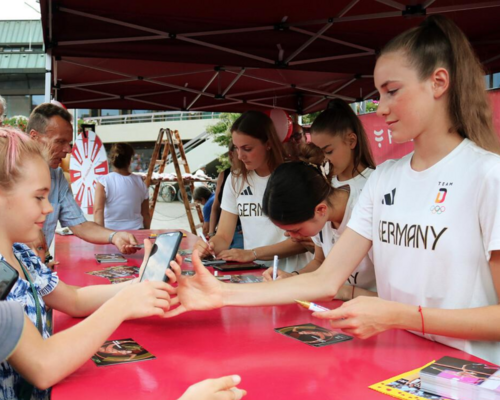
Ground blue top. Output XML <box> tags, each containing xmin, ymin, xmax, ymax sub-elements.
<box><xmin>43</xmin><ymin>167</ymin><xmax>86</xmax><ymax>247</ymax></box>
<box><xmin>0</xmin><ymin>243</ymin><xmax>59</xmax><ymax>400</ymax></box>
<box><xmin>203</xmin><ymin>193</ymin><xmax>215</xmax><ymax>222</ymax></box>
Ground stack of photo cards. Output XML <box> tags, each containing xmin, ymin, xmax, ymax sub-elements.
<box><xmin>86</xmin><ymin>265</ymin><xmax>139</xmax><ymax>284</ymax></box>
<box><xmin>420</xmin><ymin>356</ymin><xmax>500</xmax><ymax>400</ymax></box>
<box><xmin>95</xmin><ymin>253</ymin><xmax>127</xmax><ymax>263</ymax></box>
<box><xmin>91</xmin><ymin>339</ymin><xmax>156</xmax><ymax>367</ymax></box>
<box><xmin>230</xmin><ymin>275</ymin><xmax>263</xmax><ymax>283</ymax></box>
<box><xmin>275</xmin><ymin>323</ymin><xmax>352</xmax><ymax>348</ymax></box>
<box><xmin>369</xmin><ymin>362</ymin><xmax>451</xmax><ymax>400</ymax></box>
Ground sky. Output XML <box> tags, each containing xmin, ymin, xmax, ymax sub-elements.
<box><xmin>3</xmin><ymin>0</ymin><xmax>41</xmax><ymax>20</ymax></box>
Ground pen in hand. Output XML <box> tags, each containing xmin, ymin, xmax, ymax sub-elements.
<box><xmin>295</xmin><ymin>300</ymin><xmax>330</xmax><ymax>312</ymax></box>
<box><xmin>198</xmin><ymin>233</ymin><xmax>216</xmax><ymax>260</ymax></box>
<box><xmin>272</xmin><ymin>255</ymin><xmax>279</xmax><ymax>281</ymax></box>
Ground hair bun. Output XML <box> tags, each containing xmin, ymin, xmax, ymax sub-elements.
<box><xmin>295</xmin><ymin>143</ymin><xmax>325</xmax><ymax>165</ymax></box>
<box><xmin>326</xmin><ymin>98</ymin><xmax>346</xmax><ymax>111</ymax></box>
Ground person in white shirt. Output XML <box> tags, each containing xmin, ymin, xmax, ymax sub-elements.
<box><xmin>193</xmin><ymin>110</ymin><xmax>311</xmax><ymax>272</ymax></box>
<box><xmin>310</xmin><ymin>98</ymin><xmax>376</xmax><ymax>196</ymax></box>
<box><xmin>94</xmin><ymin>143</ymin><xmax>151</xmax><ymax>231</ymax></box>
<box><xmin>166</xmin><ymin>15</ymin><xmax>500</xmax><ymax>365</ymax></box>
<box><xmin>268</xmin><ymin>100</ymin><xmax>377</xmax><ymax>263</ymax></box>
<box><xmin>261</xmin><ymin>145</ymin><xmax>376</xmax><ymax>301</ymax></box>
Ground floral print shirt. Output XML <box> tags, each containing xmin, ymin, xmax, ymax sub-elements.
<box><xmin>0</xmin><ymin>243</ymin><xmax>59</xmax><ymax>400</ymax></box>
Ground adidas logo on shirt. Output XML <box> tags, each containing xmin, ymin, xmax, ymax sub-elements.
<box><xmin>240</xmin><ymin>186</ymin><xmax>253</xmax><ymax>196</ymax></box>
<box><xmin>382</xmin><ymin>188</ymin><xmax>396</xmax><ymax>206</ymax></box>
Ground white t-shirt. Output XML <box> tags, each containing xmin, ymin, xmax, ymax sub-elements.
<box><xmin>311</xmin><ymin>187</ymin><xmax>376</xmax><ymax>291</ymax></box>
<box><xmin>332</xmin><ymin>167</ymin><xmax>374</xmax><ymax>196</ymax></box>
<box><xmin>348</xmin><ymin>139</ymin><xmax>500</xmax><ymax>364</ymax></box>
<box><xmin>221</xmin><ymin>171</ymin><xmax>312</xmax><ymax>272</ymax></box>
<box><xmin>98</xmin><ymin>172</ymin><xmax>149</xmax><ymax>230</ymax></box>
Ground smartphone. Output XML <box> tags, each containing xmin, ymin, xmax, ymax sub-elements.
<box><xmin>140</xmin><ymin>231</ymin><xmax>183</xmax><ymax>282</ymax></box>
<box><xmin>0</xmin><ymin>260</ymin><xmax>19</xmax><ymax>300</ymax></box>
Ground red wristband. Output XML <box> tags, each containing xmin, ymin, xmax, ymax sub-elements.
<box><xmin>418</xmin><ymin>305</ymin><xmax>425</xmax><ymax>336</ymax></box>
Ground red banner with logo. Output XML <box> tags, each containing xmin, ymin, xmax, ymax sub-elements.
<box><xmin>359</xmin><ymin>89</ymin><xmax>500</xmax><ymax>166</ymax></box>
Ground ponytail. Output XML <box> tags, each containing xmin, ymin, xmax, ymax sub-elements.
<box><xmin>381</xmin><ymin>15</ymin><xmax>500</xmax><ymax>154</ymax></box>
<box><xmin>109</xmin><ymin>142</ymin><xmax>135</xmax><ymax>169</ymax></box>
<box><xmin>311</xmin><ymin>99</ymin><xmax>376</xmax><ymax>174</ymax></box>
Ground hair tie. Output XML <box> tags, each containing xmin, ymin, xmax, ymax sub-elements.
<box><xmin>320</xmin><ymin>161</ymin><xmax>330</xmax><ymax>180</ymax></box>
<box><xmin>306</xmin><ymin>161</ymin><xmax>331</xmax><ymax>183</ymax></box>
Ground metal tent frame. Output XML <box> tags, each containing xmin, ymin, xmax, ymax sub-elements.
<box><xmin>41</xmin><ymin>0</ymin><xmax>500</xmax><ymax>113</ymax></box>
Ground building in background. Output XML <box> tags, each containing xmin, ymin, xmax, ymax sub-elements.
<box><xmin>0</xmin><ymin>20</ymin><xmax>45</xmax><ymax>117</ymax></box>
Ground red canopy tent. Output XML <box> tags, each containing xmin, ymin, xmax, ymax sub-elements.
<box><xmin>39</xmin><ymin>0</ymin><xmax>500</xmax><ymax>114</ymax></box>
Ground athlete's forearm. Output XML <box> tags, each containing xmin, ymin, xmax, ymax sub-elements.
<box><xmin>394</xmin><ymin>303</ymin><xmax>500</xmax><ymax>341</ymax></box>
<box><xmin>298</xmin><ymin>259</ymin><xmax>323</xmax><ymax>274</ymax></box>
<box><xmin>222</xmin><ymin>267</ymin><xmax>339</xmax><ymax>307</ymax></box>
<box><xmin>254</xmin><ymin>239</ymin><xmax>306</xmax><ymax>261</ymax></box>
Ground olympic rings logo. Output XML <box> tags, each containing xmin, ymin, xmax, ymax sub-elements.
<box><xmin>430</xmin><ymin>205</ymin><xmax>446</xmax><ymax>214</ymax></box>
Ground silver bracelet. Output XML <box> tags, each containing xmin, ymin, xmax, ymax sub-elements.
<box><xmin>251</xmin><ymin>249</ymin><xmax>258</xmax><ymax>260</ymax></box>
<box><xmin>108</xmin><ymin>231</ymin><xmax>118</xmax><ymax>244</ymax></box>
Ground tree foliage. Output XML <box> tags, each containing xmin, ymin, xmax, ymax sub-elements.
<box><xmin>206</xmin><ymin>113</ymin><xmax>240</xmax><ymax>172</ymax></box>
<box><xmin>301</xmin><ymin>111</ymin><xmax>320</xmax><ymax>125</ymax></box>
<box><xmin>365</xmin><ymin>101</ymin><xmax>379</xmax><ymax>113</ymax></box>
<box><xmin>3</xmin><ymin>116</ymin><xmax>29</xmax><ymax>132</ymax></box>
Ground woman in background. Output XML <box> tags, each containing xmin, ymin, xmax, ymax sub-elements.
<box><xmin>194</xmin><ymin>110</ymin><xmax>311</xmax><ymax>273</ymax></box>
<box><xmin>94</xmin><ymin>143</ymin><xmax>151</xmax><ymax>230</ymax></box>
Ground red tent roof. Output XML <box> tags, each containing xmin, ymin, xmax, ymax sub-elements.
<box><xmin>40</xmin><ymin>0</ymin><xmax>500</xmax><ymax>113</ymax></box>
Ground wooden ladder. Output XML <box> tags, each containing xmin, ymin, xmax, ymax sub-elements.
<box><xmin>144</xmin><ymin>128</ymin><xmax>204</xmax><ymax>234</ymax></box>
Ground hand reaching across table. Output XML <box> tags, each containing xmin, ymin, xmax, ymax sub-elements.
<box><xmin>165</xmin><ymin>250</ymin><xmax>225</xmax><ymax>317</ymax></box>
<box><xmin>178</xmin><ymin>375</ymin><xmax>246</xmax><ymax>400</ymax></box>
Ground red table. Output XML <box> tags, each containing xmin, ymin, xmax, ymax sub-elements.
<box><xmin>52</xmin><ymin>230</ymin><xmax>483</xmax><ymax>400</ymax></box>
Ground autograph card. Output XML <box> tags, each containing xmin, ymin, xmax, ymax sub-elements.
<box><xmin>107</xmin><ymin>265</ymin><xmax>139</xmax><ymax>277</ymax></box>
<box><xmin>86</xmin><ymin>266</ymin><xmax>139</xmax><ymax>281</ymax></box>
<box><xmin>274</xmin><ymin>324</ymin><xmax>353</xmax><ymax>348</ymax></box>
<box><xmin>95</xmin><ymin>253</ymin><xmax>127</xmax><ymax>263</ymax></box>
<box><xmin>91</xmin><ymin>338</ymin><xmax>156</xmax><ymax>367</ymax></box>
<box><xmin>230</xmin><ymin>275</ymin><xmax>263</xmax><ymax>283</ymax></box>
<box><xmin>86</xmin><ymin>269</ymin><xmax>116</xmax><ymax>279</ymax></box>
<box><xmin>109</xmin><ymin>277</ymin><xmax>135</xmax><ymax>284</ymax></box>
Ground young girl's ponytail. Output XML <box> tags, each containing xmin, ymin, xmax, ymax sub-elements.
<box><xmin>381</xmin><ymin>15</ymin><xmax>500</xmax><ymax>154</ymax></box>
<box><xmin>311</xmin><ymin>99</ymin><xmax>376</xmax><ymax>174</ymax></box>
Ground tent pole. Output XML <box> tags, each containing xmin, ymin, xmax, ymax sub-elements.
<box><xmin>44</xmin><ymin>50</ymin><xmax>52</xmax><ymax>102</ymax></box>
<box><xmin>187</xmin><ymin>71</ymin><xmax>219</xmax><ymax>110</ymax></box>
<box><xmin>289</xmin><ymin>51</ymin><xmax>374</xmax><ymax>67</ymax></box>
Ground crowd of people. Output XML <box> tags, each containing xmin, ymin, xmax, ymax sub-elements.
<box><xmin>1</xmin><ymin>14</ymin><xmax>500</xmax><ymax>400</ymax></box>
